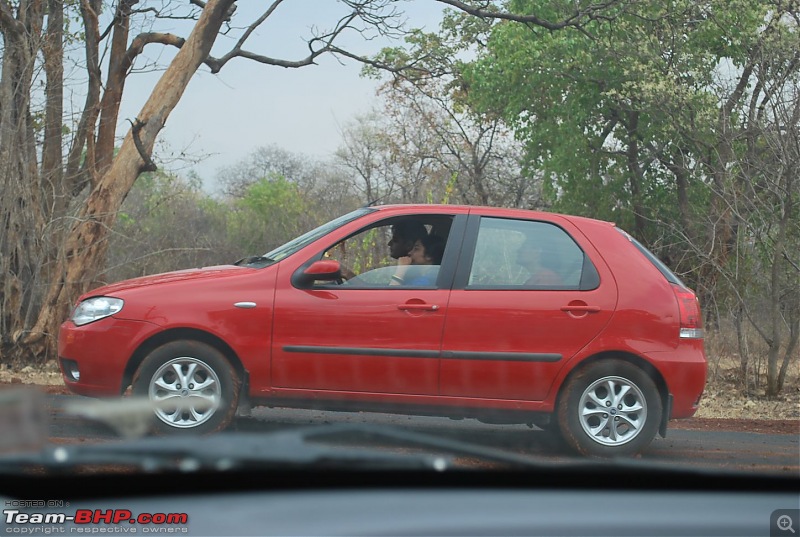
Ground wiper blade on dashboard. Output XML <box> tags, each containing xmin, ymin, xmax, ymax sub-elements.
<box><xmin>0</xmin><ymin>423</ymin><xmax>555</xmax><ymax>474</ymax></box>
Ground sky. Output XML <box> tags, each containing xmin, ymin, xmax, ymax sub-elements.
<box><xmin>114</xmin><ymin>1</ymin><xmax>447</xmax><ymax>192</ymax></box>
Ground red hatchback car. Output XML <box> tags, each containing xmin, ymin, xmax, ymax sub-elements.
<box><xmin>58</xmin><ymin>204</ymin><xmax>706</xmax><ymax>456</ymax></box>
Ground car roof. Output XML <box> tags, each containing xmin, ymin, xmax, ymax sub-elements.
<box><xmin>371</xmin><ymin>204</ymin><xmax>616</xmax><ymax>228</ymax></box>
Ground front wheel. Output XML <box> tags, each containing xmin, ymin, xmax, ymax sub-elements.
<box><xmin>557</xmin><ymin>360</ymin><xmax>661</xmax><ymax>457</ymax></box>
<box><xmin>132</xmin><ymin>340</ymin><xmax>240</xmax><ymax>435</ymax></box>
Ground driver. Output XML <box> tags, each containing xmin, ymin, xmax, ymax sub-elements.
<box><xmin>336</xmin><ymin>219</ymin><xmax>429</xmax><ymax>282</ymax></box>
<box><xmin>387</xmin><ymin>220</ymin><xmax>429</xmax><ymax>260</ymax></box>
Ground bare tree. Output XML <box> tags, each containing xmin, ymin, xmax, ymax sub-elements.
<box><xmin>377</xmin><ymin>78</ymin><xmax>536</xmax><ymax>208</ymax></box>
<box><xmin>216</xmin><ymin>145</ymin><xmax>327</xmax><ymax>199</ymax></box>
<box><xmin>670</xmin><ymin>6</ymin><xmax>800</xmax><ymax>396</ymax></box>
<box><xmin>359</xmin><ymin>7</ymin><xmax>540</xmax><ymax>209</ymax></box>
<box><xmin>336</xmin><ymin>108</ymin><xmax>449</xmax><ymax>204</ymax></box>
<box><xmin>724</xmin><ymin>86</ymin><xmax>799</xmax><ymax>397</ymax></box>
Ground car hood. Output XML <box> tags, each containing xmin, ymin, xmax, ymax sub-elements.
<box><xmin>81</xmin><ymin>265</ymin><xmax>256</xmax><ymax>298</ymax></box>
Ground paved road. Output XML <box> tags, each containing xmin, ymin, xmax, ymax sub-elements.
<box><xmin>43</xmin><ymin>395</ymin><xmax>799</xmax><ymax>475</ymax></box>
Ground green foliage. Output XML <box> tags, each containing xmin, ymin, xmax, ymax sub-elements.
<box><xmin>226</xmin><ymin>174</ymin><xmax>310</xmax><ymax>254</ymax></box>
<box><xmin>460</xmin><ymin>0</ymin><xmax>782</xmax><ymax>241</ymax></box>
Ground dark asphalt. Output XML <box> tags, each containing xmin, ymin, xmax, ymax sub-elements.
<box><xmin>42</xmin><ymin>394</ymin><xmax>800</xmax><ymax>476</ymax></box>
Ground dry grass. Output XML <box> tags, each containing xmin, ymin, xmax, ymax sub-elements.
<box><xmin>700</xmin><ymin>328</ymin><xmax>800</xmax><ymax>420</ymax></box>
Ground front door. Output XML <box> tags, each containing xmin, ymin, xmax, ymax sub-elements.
<box><xmin>271</xmin><ymin>214</ymin><xmax>465</xmax><ymax>396</ymax></box>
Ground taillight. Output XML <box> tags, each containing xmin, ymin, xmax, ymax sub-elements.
<box><xmin>672</xmin><ymin>284</ymin><xmax>704</xmax><ymax>339</ymax></box>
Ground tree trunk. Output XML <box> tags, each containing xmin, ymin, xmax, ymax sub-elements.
<box><xmin>776</xmin><ymin>314</ymin><xmax>799</xmax><ymax>394</ymax></box>
<box><xmin>766</xmin><ymin>169</ymin><xmax>796</xmax><ymax>398</ymax></box>
<box><xmin>95</xmin><ymin>0</ymin><xmax>135</xmax><ymax>176</ymax></box>
<box><xmin>41</xmin><ymin>0</ymin><xmax>64</xmax><ymax>205</ymax></box>
<box><xmin>64</xmin><ymin>0</ymin><xmax>101</xmax><ymax>195</ymax></box>
<box><xmin>23</xmin><ymin>0</ymin><xmax>237</xmax><ymax>359</ymax></box>
<box><xmin>0</xmin><ymin>1</ymin><xmax>47</xmax><ymax>360</ymax></box>
<box><xmin>625</xmin><ymin>111</ymin><xmax>647</xmax><ymax>239</ymax></box>
<box><xmin>734</xmin><ymin>305</ymin><xmax>750</xmax><ymax>387</ymax></box>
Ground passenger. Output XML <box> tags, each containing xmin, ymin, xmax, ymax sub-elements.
<box><xmin>516</xmin><ymin>236</ymin><xmax>562</xmax><ymax>286</ymax></box>
<box><xmin>391</xmin><ymin>234</ymin><xmax>445</xmax><ymax>286</ymax></box>
<box><xmin>388</xmin><ymin>220</ymin><xmax>429</xmax><ymax>260</ymax></box>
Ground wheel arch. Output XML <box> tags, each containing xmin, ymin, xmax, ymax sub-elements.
<box><xmin>556</xmin><ymin>351</ymin><xmax>669</xmax><ymax>419</ymax></box>
<box><xmin>122</xmin><ymin>328</ymin><xmax>246</xmax><ymax>394</ymax></box>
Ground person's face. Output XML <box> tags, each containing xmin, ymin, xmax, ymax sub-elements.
<box><xmin>388</xmin><ymin>233</ymin><xmax>412</xmax><ymax>259</ymax></box>
<box><xmin>408</xmin><ymin>240</ymin><xmax>431</xmax><ymax>265</ymax></box>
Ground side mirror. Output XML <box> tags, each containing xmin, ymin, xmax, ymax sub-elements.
<box><xmin>295</xmin><ymin>260</ymin><xmax>342</xmax><ymax>287</ymax></box>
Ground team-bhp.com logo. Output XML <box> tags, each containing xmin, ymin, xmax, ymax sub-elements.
<box><xmin>3</xmin><ymin>507</ymin><xmax>188</xmax><ymax>533</ymax></box>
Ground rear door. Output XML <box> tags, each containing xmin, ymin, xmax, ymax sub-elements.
<box><xmin>439</xmin><ymin>214</ymin><xmax>617</xmax><ymax>400</ymax></box>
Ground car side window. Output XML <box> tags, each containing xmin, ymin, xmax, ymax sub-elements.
<box><xmin>467</xmin><ymin>218</ymin><xmax>587</xmax><ymax>290</ymax></box>
<box><xmin>320</xmin><ymin>216</ymin><xmax>452</xmax><ymax>288</ymax></box>
<box><xmin>325</xmin><ymin>226</ymin><xmax>392</xmax><ymax>279</ymax></box>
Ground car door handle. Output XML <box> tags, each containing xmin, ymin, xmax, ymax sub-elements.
<box><xmin>397</xmin><ymin>304</ymin><xmax>439</xmax><ymax>311</ymax></box>
<box><xmin>560</xmin><ymin>305</ymin><xmax>600</xmax><ymax>313</ymax></box>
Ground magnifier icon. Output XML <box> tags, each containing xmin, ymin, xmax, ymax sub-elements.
<box><xmin>778</xmin><ymin>515</ymin><xmax>796</xmax><ymax>534</ymax></box>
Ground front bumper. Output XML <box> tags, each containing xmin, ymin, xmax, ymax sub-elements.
<box><xmin>58</xmin><ymin>317</ymin><xmax>161</xmax><ymax>397</ymax></box>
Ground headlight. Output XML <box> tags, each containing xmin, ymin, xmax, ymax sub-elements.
<box><xmin>71</xmin><ymin>297</ymin><xmax>124</xmax><ymax>326</ymax></box>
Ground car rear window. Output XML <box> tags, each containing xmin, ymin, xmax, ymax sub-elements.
<box><xmin>467</xmin><ymin>217</ymin><xmax>593</xmax><ymax>290</ymax></box>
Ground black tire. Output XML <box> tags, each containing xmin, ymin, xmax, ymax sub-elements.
<box><xmin>557</xmin><ymin>359</ymin><xmax>661</xmax><ymax>457</ymax></box>
<box><xmin>132</xmin><ymin>340</ymin><xmax>240</xmax><ymax>435</ymax></box>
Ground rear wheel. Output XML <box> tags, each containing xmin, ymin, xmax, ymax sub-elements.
<box><xmin>557</xmin><ymin>359</ymin><xmax>661</xmax><ymax>457</ymax></box>
<box><xmin>132</xmin><ymin>340</ymin><xmax>240</xmax><ymax>435</ymax></box>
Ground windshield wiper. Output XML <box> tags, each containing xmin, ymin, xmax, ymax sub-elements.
<box><xmin>233</xmin><ymin>255</ymin><xmax>275</xmax><ymax>267</ymax></box>
<box><xmin>0</xmin><ymin>423</ymin><xmax>555</xmax><ymax>474</ymax></box>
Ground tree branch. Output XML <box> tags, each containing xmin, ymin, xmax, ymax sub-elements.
<box><xmin>124</xmin><ymin>32</ymin><xmax>186</xmax><ymax>69</ymax></box>
<box><xmin>129</xmin><ymin>119</ymin><xmax>158</xmax><ymax>172</ymax></box>
<box><xmin>0</xmin><ymin>0</ymin><xmax>24</xmax><ymax>36</ymax></box>
<box><xmin>228</xmin><ymin>0</ymin><xmax>284</xmax><ymax>56</ymax></box>
<box><xmin>434</xmin><ymin>0</ymin><xmax>621</xmax><ymax>30</ymax></box>
<box><xmin>67</xmin><ymin>0</ymin><xmax>103</xmax><ymax>190</ymax></box>
<box><xmin>189</xmin><ymin>0</ymin><xmax>236</xmax><ymax>22</ymax></box>
<box><xmin>205</xmin><ymin>1</ymin><xmax>352</xmax><ymax>73</ymax></box>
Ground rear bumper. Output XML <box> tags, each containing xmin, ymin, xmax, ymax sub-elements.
<box><xmin>646</xmin><ymin>343</ymin><xmax>707</xmax><ymax>419</ymax></box>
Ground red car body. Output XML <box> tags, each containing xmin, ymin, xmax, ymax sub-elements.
<box><xmin>58</xmin><ymin>205</ymin><xmax>706</xmax><ymax>456</ymax></box>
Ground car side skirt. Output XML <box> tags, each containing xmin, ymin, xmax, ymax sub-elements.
<box><xmin>255</xmin><ymin>388</ymin><xmax>554</xmax><ymax>417</ymax></box>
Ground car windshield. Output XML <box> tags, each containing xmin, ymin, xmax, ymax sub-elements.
<box><xmin>1</xmin><ymin>1</ymin><xmax>798</xmax><ymax>535</ymax></box>
<box><xmin>261</xmin><ymin>207</ymin><xmax>373</xmax><ymax>263</ymax></box>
